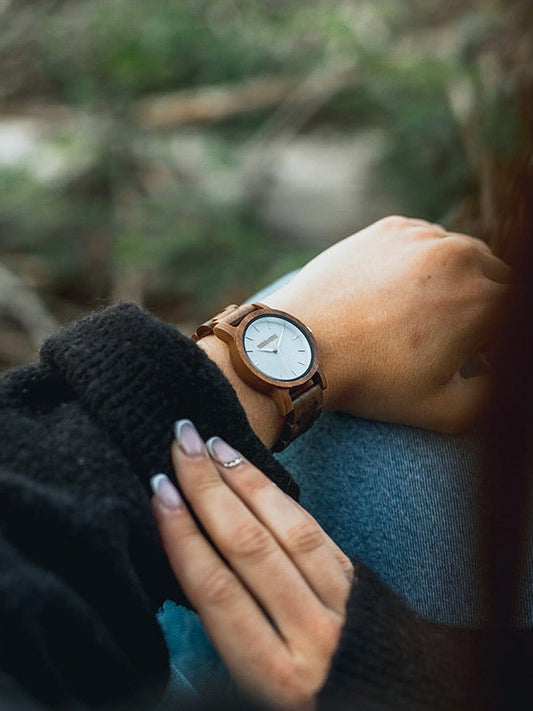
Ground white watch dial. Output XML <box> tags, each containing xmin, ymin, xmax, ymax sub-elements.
<box><xmin>242</xmin><ymin>315</ymin><xmax>313</xmax><ymax>382</ymax></box>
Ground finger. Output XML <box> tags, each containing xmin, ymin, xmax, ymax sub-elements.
<box><xmin>292</xmin><ymin>498</ymin><xmax>356</xmax><ymax>586</ymax></box>
<box><xmin>424</xmin><ymin>372</ymin><xmax>493</xmax><ymax>433</ymax></box>
<box><xmin>478</xmin><ymin>253</ymin><xmax>513</xmax><ymax>284</ymax></box>
<box><xmin>421</xmin><ymin>281</ymin><xmax>507</xmax><ymax>431</ymax></box>
<box><xmin>406</xmin><ymin>218</ymin><xmax>447</xmax><ymax>238</ymax></box>
<box><xmin>171</xmin><ymin>430</ymin><xmax>330</xmax><ymax>639</ymax></box>
<box><xmin>150</xmin><ymin>474</ymin><xmax>287</xmax><ymax>689</ymax></box>
<box><xmin>445</xmin><ymin>233</ymin><xmax>513</xmax><ymax>283</ymax></box>
<box><xmin>206</xmin><ymin>436</ymin><xmax>354</xmax><ymax>613</ymax></box>
<box><xmin>445</xmin><ymin>232</ymin><xmax>493</xmax><ymax>253</ymax></box>
<box><xmin>464</xmin><ymin>280</ymin><xmax>510</xmax><ymax>350</ymax></box>
<box><xmin>442</xmin><ymin>278</ymin><xmax>508</xmax><ymax>363</ymax></box>
<box><xmin>430</xmin><ymin>222</ymin><xmax>448</xmax><ymax>236</ymax></box>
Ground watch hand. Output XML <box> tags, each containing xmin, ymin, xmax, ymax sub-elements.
<box><xmin>276</xmin><ymin>325</ymin><xmax>285</xmax><ymax>352</ymax></box>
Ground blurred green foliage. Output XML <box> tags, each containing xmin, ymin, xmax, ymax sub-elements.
<box><xmin>371</xmin><ymin>61</ymin><xmax>471</xmax><ymax>221</ymax></box>
<box><xmin>0</xmin><ymin>0</ymin><xmax>528</xmax><ymax>319</ymax></box>
<box><xmin>29</xmin><ymin>0</ymin><xmax>342</xmax><ymax>106</ymax></box>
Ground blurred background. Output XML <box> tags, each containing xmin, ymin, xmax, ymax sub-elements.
<box><xmin>0</xmin><ymin>0</ymin><xmax>531</xmax><ymax>371</ymax></box>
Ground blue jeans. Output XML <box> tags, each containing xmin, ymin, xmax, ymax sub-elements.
<box><xmin>157</xmin><ymin>274</ymin><xmax>533</xmax><ymax>700</ymax></box>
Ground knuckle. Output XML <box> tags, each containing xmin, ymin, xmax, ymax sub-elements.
<box><xmin>188</xmin><ymin>473</ymin><xmax>224</xmax><ymax>498</ymax></box>
<box><xmin>267</xmin><ymin>615</ymin><xmax>343</xmax><ymax>707</ymax></box>
<box><xmin>239</xmin><ymin>474</ymin><xmax>273</xmax><ymax>500</ymax></box>
<box><xmin>438</xmin><ymin>238</ymin><xmax>478</xmax><ymax>269</ymax></box>
<box><xmin>171</xmin><ymin>516</ymin><xmax>201</xmax><ymax>545</ymax></box>
<box><xmin>412</xmin><ymin>226</ymin><xmax>441</xmax><ymax>241</ymax></box>
<box><xmin>268</xmin><ymin>660</ymin><xmax>313</xmax><ymax>709</ymax></box>
<box><xmin>450</xmin><ymin>232</ymin><xmax>492</xmax><ymax>253</ymax></box>
<box><xmin>231</xmin><ymin>521</ymin><xmax>274</xmax><ymax>559</ymax></box>
<box><xmin>285</xmin><ymin>519</ymin><xmax>325</xmax><ymax>554</ymax></box>
<box><xmin>379</xmin><ymin>214</ymin><xmax>411</xmax><ymax>229</ymax></box>
<box><xmin>468</xmin><ymin>236</ymin><xmax>492</xmax><ymax>254</ymax></box>
<box><xmin>269</xmin><ymin>656</ymin><xmax>294</xmax><ymax>685</ymax></box>
<box><xmin>197</xmin><ymin>567</ymin><xmax>238</xmax><ymax>606</ymax></box>
<box><xmin>313</xmin><ymin>611</ymin><xmax>343</xmax><ymax>653</ymax></box>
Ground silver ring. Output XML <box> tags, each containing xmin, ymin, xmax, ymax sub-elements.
<box><xmin>221</xmin><ymin>456</ymin><xmax>244</xmax><ymax>468</ymax></box>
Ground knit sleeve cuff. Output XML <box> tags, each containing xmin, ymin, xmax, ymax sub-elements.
<box><xmin>40</xmin><ymin>302</ymin><xmax>299</xmax><ymax>498</ymax></box>
<box><xmin>319</xmin><ymin>562</ymin><xmax>489</xmax><ymax>711</ymax></box>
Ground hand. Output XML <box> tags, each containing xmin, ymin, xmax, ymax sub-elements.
<box><xmin>151</xmin><ymin>420</ymin><xmax>354</xmax><ymax>709</ymax></box>
<box><xmin>263</xmin><ymin>216</ymin><xmax>511</xmax><ymax>432</ymax></box>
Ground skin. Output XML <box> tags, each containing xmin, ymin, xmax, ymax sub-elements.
<box><xmin>157</xmin><ymin>217</ymin><xmax>511</xmax><ymax>706</ymax></box>
<box><xmin>153</xmin><ymin>437</ymin><xmax>354</xmax><ymax>710</ymax></box>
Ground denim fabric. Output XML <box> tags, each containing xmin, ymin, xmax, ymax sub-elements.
<box><xmin>280</xmin><ymin>414</ymin><xmax>491</xmax><ymax>626</ymax></box>
<box><xmin>158</xmin><ymin>599</ymin><xmax>234</xmax><ymax>700</ymax></box>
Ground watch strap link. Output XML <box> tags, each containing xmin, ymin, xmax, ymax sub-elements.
<box><xmin>192</xmin><ymin>303</ymin><xmax>256</xmax><ymax>341</ymax></box>
<box><xmin>272</xmin><ymin>380</ymin><xmax>323</xmax><ymax>452</ymax></box>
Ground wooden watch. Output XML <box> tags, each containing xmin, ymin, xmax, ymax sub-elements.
<box><xmin>192</xmin><ymin>303</ymin><xmax>327</xmax><ymax>451</ymax></box>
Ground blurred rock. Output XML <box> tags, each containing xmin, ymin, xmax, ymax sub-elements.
<box><xmin>253</xmin><ymin>130</ymin><xmax>399</xmax><ymax>244</ymax></box>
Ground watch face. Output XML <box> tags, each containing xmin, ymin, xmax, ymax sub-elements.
<box><xmin>242</xmin><ymin>314</ymin><xmax>313</xmax><ymax>382</ymax></box>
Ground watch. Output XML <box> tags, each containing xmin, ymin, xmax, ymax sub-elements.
<box><xmin>192</xmin><ymin>303</ymin><xmax>327</xmax><ymax>451</ymax></box>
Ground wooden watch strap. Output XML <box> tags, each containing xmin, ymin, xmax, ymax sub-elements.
<box><xmin>192</xmin><ymin>303</ymin><xmax>256</xmax><ymax>340</ymax></box>
<box><xmin>272</xmin><ymin>381</ymin><xmax>323</xmax><ymax>452</ymax></box>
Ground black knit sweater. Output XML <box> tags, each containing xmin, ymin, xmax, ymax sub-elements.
<box><xmin>0</xmin><ymin>304</ymin><xmax>525</xmax><ymax>710</ymax></box>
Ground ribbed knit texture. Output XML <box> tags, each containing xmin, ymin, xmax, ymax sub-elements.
<box><xmin>0</xmin><ymin>304</ymin><xmax>297</xmax><ymax>709</ymax></box>
<box><xmin>320</xmin><ymin>563</ymin><xmax>497</xmax><ymax>710</ymax></box>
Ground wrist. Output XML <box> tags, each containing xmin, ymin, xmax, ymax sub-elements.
<box><xmin>196</xmin><ymin>334</ymin><xmax>284</xmax><ymax>449</ymax></box>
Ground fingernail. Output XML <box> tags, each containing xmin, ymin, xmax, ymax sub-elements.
<box><xmin>150</xmin><ymin>474</ymin><xmax>183</xmax><ymax>510</ymax></box>
<box><xmin>206</xmin><ymin>437</ymin><xmax>244</xmax><ymax>468</ymax></box>
<box><xmin>174</xmin><ymin>419</ymin><xmax>205</xmax><ymax>457</ymax></box>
